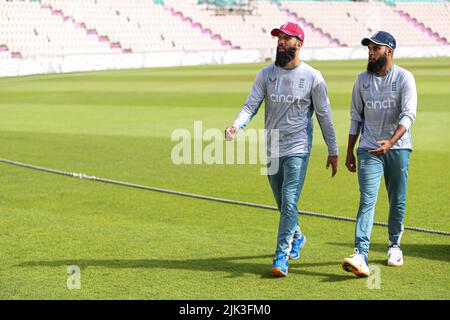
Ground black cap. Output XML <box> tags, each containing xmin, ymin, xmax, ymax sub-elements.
<box><xmin>361</xmin><ymin>31</ymin><xmax>396</xmax><ymax>50</ymax></box>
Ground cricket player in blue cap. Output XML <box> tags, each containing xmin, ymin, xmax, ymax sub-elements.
<box><xmin>341</xmin><ymin>31</ymin><xmax>417</xmax><ymax>277</ymax></box>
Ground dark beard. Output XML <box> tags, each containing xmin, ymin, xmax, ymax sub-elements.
<box><xmin>367</xmin><ymin>53</ymin><xmax>388</xmax><ymax>74</ymax></box>
<box><xmin>275</xmin><ymin>46</ymin><xmax>297</xmax><ymax>68</ymax></box>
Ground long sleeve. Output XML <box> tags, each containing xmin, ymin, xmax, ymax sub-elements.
<box><xmin>399</xmin><ymin>71</ymin><xmax>417</xmax><ymax>130</ymax></box>
<box><xmin>311</xmin><ymin>73</ymin><xmax>339</xmax><ymax>156</ymax></box>
<box><xmin>349</xmin><ymin>76</ymin><xmax>364</xmax><ymax>135</ymax></box>
<box><xmin>232</xmin><ymin>69</ymin><xmax>265</xmax><ymax>130</ymax></box>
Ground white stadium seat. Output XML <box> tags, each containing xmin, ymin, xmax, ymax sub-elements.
<box><xmin>0</xmin><ymin>0</ymin><xmax>448</xmax><ymax>59</ymax></box>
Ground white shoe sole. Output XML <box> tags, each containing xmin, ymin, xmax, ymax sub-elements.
<box><xmin>342</xmin><ymin>258</ymin><xmax>370</xmax><ymax>277</ymax></box>
<box><xmin>387</xmin><ymin>260</ymin><xmax>404</xmax><ymax>267</ymax></box>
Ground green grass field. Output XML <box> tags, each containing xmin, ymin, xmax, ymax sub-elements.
<box><xmin>0</xmin><ymin>58</ymin><xmax>449</xmax><ymax>300</ymax></box>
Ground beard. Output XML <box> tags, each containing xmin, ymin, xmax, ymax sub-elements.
<box><xmin>367</xmin><ymin>52</ymin><xmax>388</xmax><ymax>74</ymax></box>
<box><xmin>275</xmin><ymin>46</ymin><xmax>297</xmax><ymax>68</ymax></box>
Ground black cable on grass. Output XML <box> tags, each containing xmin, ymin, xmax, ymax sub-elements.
<box><xmin>1</xmin><ymin>158</ymin><xmax>449</xmax><ymax>236</ymax></box>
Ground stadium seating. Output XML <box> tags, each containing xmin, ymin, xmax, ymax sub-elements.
<box><xmin>0</xmin><ymin>0</ymin><xmax>448</xmax><ymax>59</ymax></box>
<box><xmin>395</xmin><ymin>1</ymin><xmax>449</xmax><ymax>44</ymax></box>
<box><xmin>166</xmin><ymin>0</ymin><xmax>340</xmax><ymax>50</ymax></box>
<box><xmin>282</xmin><ymin>1</ymin><xmax>443</xmax><ymax>47</ymax></box>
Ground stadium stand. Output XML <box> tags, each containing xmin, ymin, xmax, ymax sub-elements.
<box><xmin>395</xmin><ymin>1</ymin><xmax>449</xmax><ymax>44</ymax></box>
<box><xmin>0</xmin><ymin>0</ymin><xmax>448</xmax><ymax>58</ymax></box>
<box><xmin>282</xmin><ymin>1</ymin><xmax>444</xmax><ymax>47</ymax></box>
<box><xmin>165</xmin><ymin>0</ymin><xmax>339</xmax><ymax>51</ymax></box>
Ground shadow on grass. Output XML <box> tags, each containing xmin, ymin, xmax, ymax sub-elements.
<box><xmin>18</xmin><ymin>254</ymin><xmax>356</xmax><ymax>282</ymax></box>
<box><xmin>328</xmin><ymin>243</ymin><xmax>450</xmax><ymax>263</ymax></box>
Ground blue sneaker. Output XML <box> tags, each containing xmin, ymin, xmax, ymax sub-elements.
<box><xmin>272</xmin><ymin>253</ymin><xmax>289</xmax><ymax>277</ymax></box>
<box><xmin>289</xmin><ymin>234</ymin><xmax>306</xmax><ymax>260</ymax></box>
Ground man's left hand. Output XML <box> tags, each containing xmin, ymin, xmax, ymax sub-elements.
<box><xmin>326</xmin><ymin>155</ymin><xmax>338</xmax><ymax>178</ymax></box>
<box><xmin>368</xmin><ymin>140</ymin><xmax>393</xmax><ymax>156</ymax></box>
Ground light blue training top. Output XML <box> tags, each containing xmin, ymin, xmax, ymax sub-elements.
<box><xmin>349</xmin><ymin>64</ymin><xmax>417</xmax><ymax>151</ymax></box>
<box><xmin>232</xmin><ymin>62</ymin><xmax>338</xmax><ymax>158</ymax></box>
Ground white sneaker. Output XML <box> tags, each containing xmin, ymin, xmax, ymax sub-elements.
<box><xmin>387</xmin><ymin>244</ymin><xmax>404</xmax><ymax>267</ymax></box>
<box><xmin>342</xmin><ymin>249</ymin><xmax>370</xmax><ymax>277</ymax></box>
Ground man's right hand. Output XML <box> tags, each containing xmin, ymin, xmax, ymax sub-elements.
<box><xmin>345</xmin><ymin>151</ymin><xmax>357</xmax><ymax>172</ymax></box>
<box><xmin>225</xmin><ymin>125</ymin><xmax>238</xmax><ymax>141</ymax></box>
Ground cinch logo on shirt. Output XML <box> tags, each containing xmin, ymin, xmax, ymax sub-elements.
<box><xmin>366</xmin><ymin>98</ymin><xmax>396</xmax><ymax>110</ymax></box>
<box><xmin>270</xmin><ymin>94</ymin><xmax>301</xmax><ymax>104</ymax></box>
